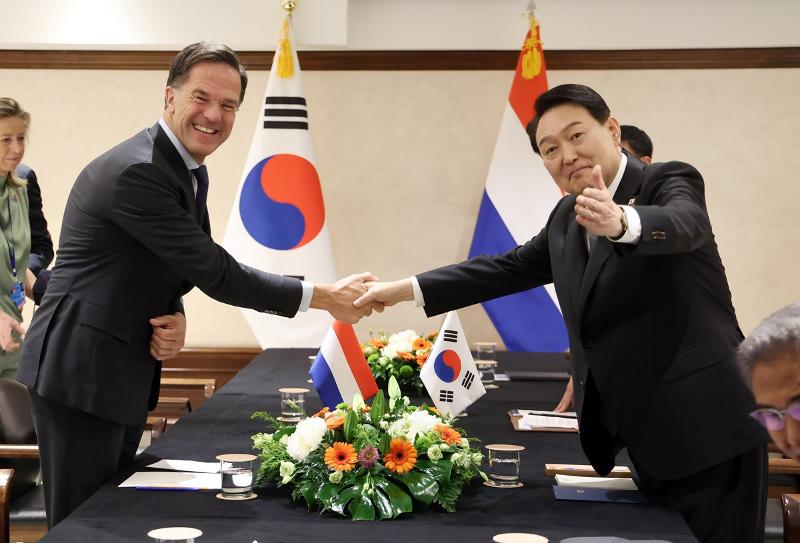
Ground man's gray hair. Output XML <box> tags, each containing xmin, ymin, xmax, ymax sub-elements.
<box><xmin>738</xmin><ymin>302</ymin><xmax>800</xmax><ymax>386</ymax></box>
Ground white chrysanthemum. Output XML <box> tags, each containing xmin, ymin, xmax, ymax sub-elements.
<box><xmin>388</xmin><ymin>410</ymin><xmax>439</xmax><ymax>442</ymax></box>
<box><xmin>382</xmin><ymin>329</ymin><xmax>419</xmax><ymax>359</ymax></box>
<box><xmin>285</xmin><ymin>417</ymin><xmax>327</xmax><ymax>461</ymax></box>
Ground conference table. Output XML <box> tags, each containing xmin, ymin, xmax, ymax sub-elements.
<box><xmin>40</xmin><ymin>349</ymin><xmax>697</xmax><ymax>542</ymax></box>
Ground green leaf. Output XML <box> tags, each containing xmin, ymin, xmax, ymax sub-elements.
<box><xmin>329</xmin><ymin>485</ymin><xmax>361</xmax><ymax>515</ymax></box>
<box><xmin>392</xmin><ymin>470</ymin><xmax>438</xmax><ymax>507</ymax></box>
<box><xmin>416</xmin><ymin>458</ymin><xmax>453</xmax><ymax>485</ymax></box>
<box><xmin>378</xmin><ymin>432</ymin><xmax>391</xmax><ymax>456</ymax></box>
<box><xmin>317</xmin><ymin>481</ymin><xmax>338</xmax><ymax>507</ymax></box>
<box><xmin>370</xmin><ymin>390</ymin><xmax>385</xmax><ymax>425</ymax></box>
<box><xmin>373</xmin><ymin>477</ymin><xmax>413</xmax><ymax>514</ymax></box>
<box><xmin>297</xmin><ymin>478</ymin><xmax>322</xmax><ymax>508</ymax></box>
<box><xmin>343</xmin><ymin>410</ymin><xmax>359</xmax><ymax>442</ymax></box>
<box><xmin>370</xmin><ymin>488</ymin><xmax>395</xmax><ymax>519</ymax></box>
<box><xmin>367</xmin><ymin>353</ymin><xmax>380</xmax><ymax>362</ymax></box>
<box><xmin>349</xmin><ymin>495</ymin><xmax>376</xmax><ymax>520</ymax></box>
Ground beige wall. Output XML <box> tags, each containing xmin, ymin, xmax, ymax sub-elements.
<box><xmin>4</xmin><ymin>67</ymin><xmax>799</xmax><ymax>347</ymax></box>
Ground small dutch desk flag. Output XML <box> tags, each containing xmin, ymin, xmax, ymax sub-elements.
<box><xmin>421</xmin><ymin>312</ymin><xmax>486</xmax><ymax>417</ymax></box>
<box><xmin>310</xmin><ymin>321</ymin><xmax>379</xmax><ymax>409</ymax></box>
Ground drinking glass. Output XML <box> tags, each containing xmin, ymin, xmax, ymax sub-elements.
<box><xmin>484</xmin><ymin>444</ymin><xmax>524</xmax><ymax>488</ymax></box>
<box><xmin>278</xmin><ymin>387</ymin><xmax>308</xmax><ymax>422</ymax></box>
<box><xmin>216</xmin><ymin>453</ymin><xmax>256</xmax><ymax>500</ymax></box>
<box><xmin>475</xmin><ymin>342</ymin><xmax>499</xmax><ymax>389</ymax></box>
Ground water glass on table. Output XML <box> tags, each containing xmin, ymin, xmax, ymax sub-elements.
<box><xmin>475</xmin><ymin>342</ymin><xmax>499</xmax><ymax>389</ymax></box>
<box><xmin>484</xmin><ymin>444</ymin><xmax>524</xmax><ymax>488</ymax></box>
<box><xmin>216</xmin><ymin>453</ymin><xmax>256</xmax><ymax>500</ymax></box>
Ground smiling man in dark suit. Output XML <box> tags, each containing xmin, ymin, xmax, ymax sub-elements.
<box><xmin>17</xmin><ymin>42</ymin><xmax>377</xmax><ymax>527</ymax></box>
<box><xmin>355</xmin><ymin>84</ymin><xmax>767</xmax><ymax>542</ymax></box>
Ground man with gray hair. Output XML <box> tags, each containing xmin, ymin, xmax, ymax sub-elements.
<box><xmin>739</xmin><ymin>302</ymin><xmax>800</xmax><ymax>461</ymax></box>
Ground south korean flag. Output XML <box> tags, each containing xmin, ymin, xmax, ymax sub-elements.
<box><xmin>421</xmin><ymin>311</ymin><xmax>486</xmax><ymax>417</ymax></box>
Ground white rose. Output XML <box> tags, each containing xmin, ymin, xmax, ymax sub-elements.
<box><xmin>285</xmin><ymin>417</ymin><xmax>327</xmax><ymax>461</ymax></box>
<box><xmin>383</xmin><ymin>330</ymin><xmax>418</xmax><ymax>359</ymax></box>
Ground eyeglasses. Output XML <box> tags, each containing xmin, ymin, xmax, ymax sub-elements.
<box><xmin>750</xmin><ymin>402</ymin><xmax>800</xmax><ymax>430</ymax></box>
<box><xmin>185</xmin><ymin>93</ymin><xmax>239</xmax><ymax>115</ymax></box>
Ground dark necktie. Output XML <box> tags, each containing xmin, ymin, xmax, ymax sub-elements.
<box><xmin>192</xmin><ymin>165</ymin><xmax>209</xmax><ymax>226</ymax></box>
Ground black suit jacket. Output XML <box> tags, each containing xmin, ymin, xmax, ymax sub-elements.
<box><xmin>15</xmin><ymin>164</ymin><xmax>54</xmax><ymax>276</ymax></box>
<box><xmin>18</xmin><ymin>124</ymin><xmax>303</xmax><ymax>425</ymax></box>
<box><xmin>417</xmin><ymin>156</ymin><xmax>767</xmax><ymax>480</ymax></box>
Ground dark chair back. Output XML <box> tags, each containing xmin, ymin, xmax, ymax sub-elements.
<box><xmin>0</xmin><ymin>381</ymin><xmax>38</xmax><ymax>500</ymax></box>
<box><xmin>0</xmin><ymin>468</ymin><xmax>12</xmax><ymax>543</ymax></box>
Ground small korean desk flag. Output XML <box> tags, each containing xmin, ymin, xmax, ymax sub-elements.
<box><xmin>421</xmin><ymin>312</ymin><xmax>486</xmax><ymax>417</ymax></box>
<box><xmin>310</xmin><ymin>321</ymin><xmax>379</xmax><ymax>409</ymax></box>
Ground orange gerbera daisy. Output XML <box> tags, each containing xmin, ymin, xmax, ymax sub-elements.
<box><xmin>383</xmin><ymin>439</ymin><xmax>417</xmax><ymax>474</ymax></box>
<box><xmin>313</xmin><ymin>407</ymin><xmax>330</xmax><ymax>418</ymax></box>
<box><xmin>412</xmin><ymin>338</ymin><xmax>432</xmax><ymax>351</ymax></box>
<box><xmin>435</xmin><ymin>424</ymin><xmax>462</xmax><ymax>445</ymax></box>
<box><xmin>416</xmin><ymin>354</ymin><xmax>428</xmax><ymax>367</ymax></box>
<box><xmin>398</xmin><ymin>351</ymin><xmax>415</xmax><ymax>361</ymax></box>
<box><xmin>324</xmin><ymin>442</ymin><xmax>358</xmax><ymax>471</ymax></box>
<box><xmin>369</xmin><ymin>338</ymin><xmax>387</xmax><ymax>349</ymax></box>
<box><xmin>325</xmin><ymin>414</ymin><xmax>346</xmax><ymax>430</ymax></box>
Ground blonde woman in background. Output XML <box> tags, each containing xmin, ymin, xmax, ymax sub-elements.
<box><xmin>0</xmin><ymin>98</ymin><xmax>32</xmax><ymax>378</ymax></box>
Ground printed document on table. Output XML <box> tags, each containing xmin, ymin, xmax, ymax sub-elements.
<box><xmin>119</xmin><ymin>471</ymin><xmax>221</xmax><ymax>489</ymax></box>
<box><xmin>518</xmin><ymin>414</ymin><xmax>578</xmax><ymax>430</ymax></box>
<box><xmin>146</xmin><ymin>459</ymin><xmax>221</xmax><ymax>473</ymax></box>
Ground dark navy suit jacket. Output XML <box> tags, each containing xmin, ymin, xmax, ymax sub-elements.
<box><xmin>18</xmin><ymin>124</ymin><xmax>303</xmax><ymax>425</ymax></box>
<box><xmin>417</xmin><ymin>156</ymin><xmax>767</xmax><ymax>480</ymax></box>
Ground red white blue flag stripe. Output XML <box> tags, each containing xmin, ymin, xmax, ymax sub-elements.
<box><xmin>310</xmin><ymin>321</ymin><xmax>378</xmax><ymax>408</ymax></box>
<box><xmin>467</xmin><ymin>19</ymin><xmax>568</xmax><ymax>352</ymax></box>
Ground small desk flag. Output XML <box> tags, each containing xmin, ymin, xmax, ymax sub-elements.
<box><xmin>310</xmin><ymin>321</ymin><xmax>378</xmax><ymax>409</ymax></box>
<box><xmin>421</xmin><ymin>312</ymin><xmax>486</xmax><ymax>417</ymax></box>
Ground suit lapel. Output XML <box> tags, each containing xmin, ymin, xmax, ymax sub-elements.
<box><xmin>149</xmin><ymin>124</ymin><xmax>200</xmax><ymax>223</ymax></box>
<box><xmin>565</xmin><ymin>210</ymin><xmax>587</xmax><ymax>316</ymax></box>
<box><xmin>576</xmin><ymin>157</ymin><xmax>645</xmax><ymax>315</ymax></box>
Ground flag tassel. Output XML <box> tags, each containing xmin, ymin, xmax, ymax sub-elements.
<box><xmin>277</xmin><ymin>19</ymin><xmax>295</xmax><ymax>79</ymax></box>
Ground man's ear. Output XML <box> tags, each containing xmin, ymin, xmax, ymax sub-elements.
<box><xmin>607</xmin><ymin>116</ymin><xmax>621</xmax><ymax>146</ymax></box>
<box><xmin>164</xmin><ymin>86</ymin><xmax>175</xmax><ymax>112</ymax></box>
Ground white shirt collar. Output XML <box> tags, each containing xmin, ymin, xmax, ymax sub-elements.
<box><xmin>605</xmin><ymin>152</ymin><xmax>627</xmax><ymax>200</ymax></box>
<box><xmin>158</xmin><ymin>118</ymin><xmax>200</xmax><ymax>171</ymax></box>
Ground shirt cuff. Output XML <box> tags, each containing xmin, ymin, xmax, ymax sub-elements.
<box><xmin>298</xmin><ymin>280</ymin><xmax>314</xmax><ymax>312</ymax></box>
<box><xmin>410</xmin><ymin>276</ymin><xmax>426</xmax><ymax>308</ymax></box>
<box><xmin>608</xmin><ymin>205</ymin><xmax>642</xmax><ymax>244</ymax></box>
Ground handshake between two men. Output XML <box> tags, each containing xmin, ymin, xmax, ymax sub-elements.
<box><xmin>311</xmin><ymin>273</ymin><xmax>417</xmax><ymax>324</ymax></box>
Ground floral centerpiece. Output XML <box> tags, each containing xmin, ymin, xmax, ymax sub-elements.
<box><xmin>251</xmin><ymin>376</ymin><xmax>486</xmax><ymax>520</ymax></box>
<box><xmin>361</xmin><ymin>330</ymin><xmax>437</xmax><ymax>397</ymax></box>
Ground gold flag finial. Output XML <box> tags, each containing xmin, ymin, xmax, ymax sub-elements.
<box><xmin>277</xmin><ymin>1</ymin><xmax>296</xmax><ymax>78</ymax></box>
<box><xmin>521</xmin><ymin>2</ymin><xmax>543</xmax><ymax>80</ymax></box>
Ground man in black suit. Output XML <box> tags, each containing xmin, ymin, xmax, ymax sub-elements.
<box><xmin>17</xmin><ymin>42</ymin><xmax>378</xmax><ymax>527</ymax></box>
<box><xmin>355</xmin><ymin>84</ymin><xmax>767</xmax><ymax>542</ymax></box>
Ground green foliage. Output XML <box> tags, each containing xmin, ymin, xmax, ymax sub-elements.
<box><xmin>250</xmin><ymin>370</ymin><xmax>483</xmax><ymax>520</ymax></box>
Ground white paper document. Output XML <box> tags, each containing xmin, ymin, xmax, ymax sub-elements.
<box><xmin>518</xmin><ymin>409</ymin><xmax>577</xmax><ymax>418</ymax></box>
<box><xmin>119</xmin><ymin>471</ymin><xmax>221</xmax><ymax>490</ymax></box>
<box><xmin>554</xmin><ymin>474</ymin><xmax>638</xmax><ymax>490</ymax></box>
<box><xmin>146</xmin><ymin>459</ymin><xmax>221</xmax><ymax>473</ymax></box>
<box><xmin>519</xmin><ymin>414</ymin><xmax>579</xmax><ymax>430</ymax></box>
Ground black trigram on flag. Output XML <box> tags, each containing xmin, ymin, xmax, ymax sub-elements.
<box><xmin>443</xmin><ymin>329</ymin><xmax>458</xmax><ymax>343</ymax></box>
<box><xmin>263</xmin><ymin>97</ymin><xmax>308</xmax><ymax>130</ymax></box>
<box><xmin>461</xmin><ymin>371</ymin><xmax>475</xmax><ymax>390</ymax></box>
<box><xmin>439</xmin><ymin>390</ymin><xmax>454</xmax><ymax>403</ymax></box>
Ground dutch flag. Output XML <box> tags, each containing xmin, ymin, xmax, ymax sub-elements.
<box><xmin>468</xmin><ymin>13</ymin><xmax>568</xmax><ymax>352</ymax></box>
<box><xmin>310</xmin><ymin>321</ymin><xmax>378</xmax><ymax>408</ymax></box>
